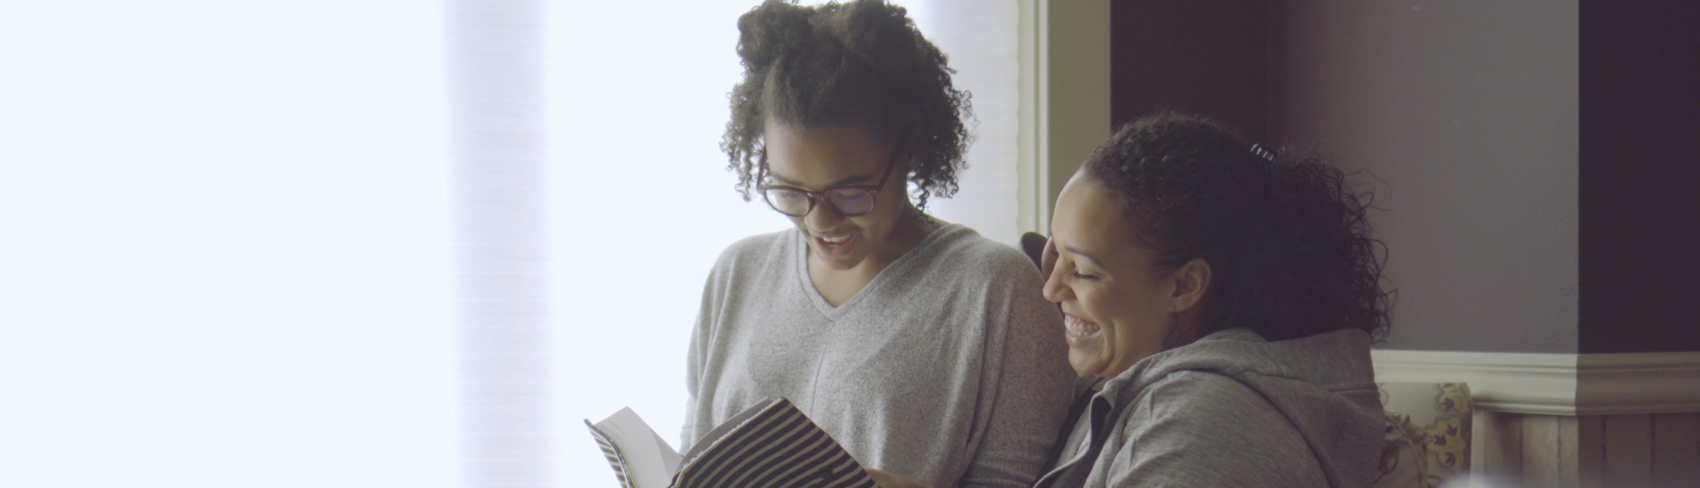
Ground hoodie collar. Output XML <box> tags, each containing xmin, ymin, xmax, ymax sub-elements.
<box><xmin>1091</xmin><ymin>327</ymin><xmax>1373</xmax><ymax>409</ymax></box>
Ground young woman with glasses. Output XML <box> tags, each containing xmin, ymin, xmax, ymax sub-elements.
<box><xmin>681</xmin><ymin>1</ymin><xmax>1077</xmax><ymax>487</ymax></box>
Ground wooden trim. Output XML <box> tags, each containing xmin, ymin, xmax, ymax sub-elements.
<box><xmin>1372</xmin><ymin>350</ymin><xmax>1579</xmax><ymax>415</ymax></box>
<box><xmin>1033</xmin><ymin>0</ymin><xmax>1109</xmax><ymax>229</ymax></box>
<box><xmin>1372</xmin><ymin>350</ymin><xmax>1700</xmax><ymax>416</ymax></box>
<box><xmin>1603</xmin><ymin>415</ymin><xmax>1653</xmax><ymax>486</ymax></box>
<box><xmin>1522</xmin><ymin>415</ymin><xmax>1562</xmax><ymax>486</ymax></box>
<box><xmin>1474</xmin><ymin>410</ymin><xmax>1524</xmax><ymax>478</ymax></box>
<box><xmin>1576</xmin><ymin>353</ymin><xmax>1700</xmax><ymax>415</ymax></box>
<box><xmin>1557</xmin><ymin>416</ymin><xmax>1582</xmax><ymax>488</ymax></box>
<box><xmin>1575</xmin><ymin>416</ymin><xmax>1606</xmax><ymax>488</ymax></box>
<box><xmin>1015</xmin><ymin>0</ymin><xmax>1041</xmax><ymax>235</ymax></box>
<box><xmin>1650</xmin><ymin>414</ymin><xmax>1700</xmax><ymax>485</ymax></box>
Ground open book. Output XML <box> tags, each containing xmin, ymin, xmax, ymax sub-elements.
<box><xmin>585</xmin><ymin>398</ymin><xmax>876</xmax><ymax>488</ymax></box>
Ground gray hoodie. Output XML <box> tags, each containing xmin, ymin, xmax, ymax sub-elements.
<box><xmin>1033</xmin><ymin>328</ymin><xmax>1384</xmax><ymax>488</ymax></box>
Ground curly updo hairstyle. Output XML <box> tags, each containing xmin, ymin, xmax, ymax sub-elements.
<box><xmin>1084</xmin><ymin>112</ymin><xmax>1393</xmax><ymax>342</ymax></box>
<box><xmin>723</xmin><ymin>0</ymin><xmax>972</xmax><ymax>208</ymax></box>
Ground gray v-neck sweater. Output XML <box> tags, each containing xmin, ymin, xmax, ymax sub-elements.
<box><xmin>683</xmin><ymin>224</ymin><xmax>1077</xmax><ymax>488</ymax></box>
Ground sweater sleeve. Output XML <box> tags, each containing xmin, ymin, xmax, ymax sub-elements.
<box><xmin>957</xmin><ymin>255</ymin><xmax>1077</xmax><ymax>488</ymax></box>
<box><xmin>680</xmin><ymin>240</ymin><xmax>739</xmax><ymax>452</ymax></box>
<box><xmin>1103</xmin><ymin>372</ymin><xmax>1328</xmax><ymax>487</ymax></box>
<box><xmin>680</xmin><ymin>276</ymin><xmax>712</xmax><ymax>451</ymax></box>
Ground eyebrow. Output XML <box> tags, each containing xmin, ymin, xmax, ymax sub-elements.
<box><xmin>767</xmin><ymin>171</ymin><xmax>878</xmax><ymax>189</ymax></box>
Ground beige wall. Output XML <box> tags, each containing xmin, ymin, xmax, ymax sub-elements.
<box><xmin>1036</xmin><ymin>0</ymin><xmax>1110</xmax><ymax>231</ymax></box>
<box><xmin>1105</xmin><ymin>0</ymin><xmax>1698</xmax><ymax>485</ymax></box>
<box><xmin>1268</xmin><ymin>0</ymin><xmax>1581</xmax><ymax>353</ymax></box>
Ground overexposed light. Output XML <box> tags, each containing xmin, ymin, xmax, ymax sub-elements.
<box><xmin>0</xmin><ymin>2</ymin><xmax>456</xmax><ymax>487</ymax></box>
<box><xmin>548</xmin><ymin>1</ymin><xmax>791</xmax><ymax>486</ymax></box>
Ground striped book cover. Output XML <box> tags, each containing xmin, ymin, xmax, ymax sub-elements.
<box><xmin>585</xmin><ymin>419</ymin><xmax>635</xmax><ymax>488</ymax></box>
<box><xmin>587</xmin><ymin>398</ymin><xmax>876</xmax><ymax>488</ymax></box>
<box><xmin>673</xmin><ymin>398</ymin><xmax>876</xmax><ymax>488</ymax></box>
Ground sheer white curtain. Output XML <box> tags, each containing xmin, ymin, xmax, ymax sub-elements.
<box><xmin>547</xmin><ymin>2</ymin><xmax>786</xmax><ymax>484</ymax></box>
<box><xmin>0</xmin><ymin>2</ymin><xmax>457</xmax><ymax>487</ymax></box>
<box><xmin>443</xmin><ymin>1</ymin><xmax>558</xmax><ymax>488</ymax></box>
<box><xmin>0</xmin><ymin>1</ymin><xmax>1022</xmax><ymax>486</ymax></box>
<box><xmin>546</xmin><ymin>1</ymin><xmax>1022</xmax><ymax>486</ymax></box>
<box><xmin>907</xmin><ymin>0</ymin><xmax>1024</xmax><ymax>246</ymax></box>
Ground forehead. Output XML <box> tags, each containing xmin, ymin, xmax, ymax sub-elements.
<box><xmin>1052</xmin><ymin>174</ymin><xmax>1142</xmax><ymax>261</ymax></box>
<box><xmin>763</xmin><ymin>122</ymin><xmax>893</xmax><ymax>187</ymax></box>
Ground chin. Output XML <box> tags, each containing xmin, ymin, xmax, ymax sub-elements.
<box><xmin>1068</xmin><ymin>351</ymin><xmax>1106</xmax><ymax>377</ymax></box>
<box><xmin>819</xmin><ymin>252</ymin><xmax>869</xmax><ymax>270</ymax></box>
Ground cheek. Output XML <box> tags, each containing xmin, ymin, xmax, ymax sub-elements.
<box><xmin>1075</xmin><ymin>287</ymin><xmax>1120</xmax><ymax>324</ymax></box>
<box><xmin>1080</xmin><ymin>284</ymin><xmax>1157</xmax><ymax>339</ymax></box>
<box><xmin>848</xmin><ymin>206</ymin><xmax>897</xmax><ymax>235</ymax></box>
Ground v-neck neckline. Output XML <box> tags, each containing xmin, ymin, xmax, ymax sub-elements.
<box><xmin>794</xmin><ymin>224</ymin><xmax>956</xmax><ymax>318</ymax></box>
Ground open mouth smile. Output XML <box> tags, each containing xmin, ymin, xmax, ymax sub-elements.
<box><xmin>1064</xmin><ymin>312</ymin><xmax>1102</xmax><ymax>347</ymax></box>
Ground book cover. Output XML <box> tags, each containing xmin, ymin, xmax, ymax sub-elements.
<box><xmin>586</xmin><ymin>398</ymin><xmax>876</xmax><ymax>488</ymax></box>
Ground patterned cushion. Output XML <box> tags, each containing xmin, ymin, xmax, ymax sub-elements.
<box><xmin>1370</xmin><ymin>382</ymin><xmax>1472</xmax><ymax>488</ymax></box>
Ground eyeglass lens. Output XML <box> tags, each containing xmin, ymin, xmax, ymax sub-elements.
<box><xmin>763</xmin><ymin>188</ymin><xmax>877</xmax><ymax>216</ymax></box>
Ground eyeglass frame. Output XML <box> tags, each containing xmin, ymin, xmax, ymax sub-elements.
<box><xmin>754</xmin><ymin>142</ymin><xmax>906</xmax><ymax>217</ymax></box>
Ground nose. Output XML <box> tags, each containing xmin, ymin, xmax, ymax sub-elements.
<box><xmin>801</xmin><ymin>196</ymin><xmax>846</xmax><ymax>230</ymax></box>
<box><xmin>1042</xmin><ymin>260</ymin><xmax>1072</xmax><ymax>304</ymax></box>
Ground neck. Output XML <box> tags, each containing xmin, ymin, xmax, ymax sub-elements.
<box><xmin>803</xmin><ymin>205</ymin><xmax>937</xmax><ymax>307</ymax></box>
<box><xmin>874</xmin><ymin>204</ymin><xmax>935</xmax><ymax>262</ymax></box>
<box><xmin>814</xmin><ymin>204</ymin><xmax>935</xmax><ymax>280</ymax></box>
<box><xmin>1162</xmin><ymin>310</ymin><xmax>1207</xmax><ymax>350</ymax></box>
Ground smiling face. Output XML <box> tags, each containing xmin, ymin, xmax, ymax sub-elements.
<box><xmin>762</xmin><ymin>122</ymin><xmax>912</xmax><ymax>271</ymax></box>
<box><xmin>1043</xmin><ymin>173</ymin><xmax>1210</xmax><ymax>378</ymax></box>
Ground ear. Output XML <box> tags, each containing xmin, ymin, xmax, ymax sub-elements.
<box><xmin>1169</xmin><ymin>258</ymin><xmax>1212</xmax><ymax>313</ymax></box>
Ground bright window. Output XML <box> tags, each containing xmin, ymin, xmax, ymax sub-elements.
<box><xmin>550</xmin><ymin>1</ymin><xmax>1022</xmax><ymax>485</ymax></box>
<box><xmin>0</xmin><ymin>2</ymin><xmax>457</xmax><ymax>487</ymax></box>
<box><xmin>0</xmin><ymin>2</ymin><xmax>1025</xmax><ymax>486</ymax></box>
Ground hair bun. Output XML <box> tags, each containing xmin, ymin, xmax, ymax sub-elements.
<box><xmin>736</xmin><ymin>1</ymin><xmax>814</xmax><ymax>72</ymax></box>
<box><xmin>832</xmin><ymin>1</ymin><xmax>919</xmax><ymax>70</ymax></box>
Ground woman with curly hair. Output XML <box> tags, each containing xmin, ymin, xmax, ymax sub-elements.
<box><xmin>1026</xmin><ymin>113</ymin><xmax>1391</xmax><ymax>487</ymax></box>
<box><xmin>870</xmin><ymin>113</ymin><xmax>1392</xmax><ymax>488</ymax></box>
<box><xmin>682</xmin><ymin>1</ymin><xmax>1076</xmax><ymax>487</ymax></box>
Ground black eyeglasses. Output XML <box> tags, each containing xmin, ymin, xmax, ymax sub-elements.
<box><xmin>755</xmin><ymin>144</ymin><xmax>903</xmax><ymax>217</ymax></box>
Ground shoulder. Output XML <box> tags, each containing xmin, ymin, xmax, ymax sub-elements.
<box><xmin>698</xmin><ymin>229</ymin><xmax>793</xmax><ymax>304</ymax></box>
<box><xmin>709</xmin><ymin>228</ymin><xmax>792</xmax><ymax>274</ymax></box>
<box><xmin>1134</xmin><ymin>371</ymin><xmax>1284</xmax><ymax>426</ymax></box>
<box><xmin>922</xmin><ymin>224</ymin><xmax>1044</xmax><ymax>284</ymax></box>
<box><xmin>1104</xmin><ymin>371</ymin><xmax>1321</xmax><ymax>485</ymax></box>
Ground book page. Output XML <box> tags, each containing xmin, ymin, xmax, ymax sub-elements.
<box><xmin>590</xmin><ymin>407</ymin><xmax>683</xmax><ymax>488</ymax></box>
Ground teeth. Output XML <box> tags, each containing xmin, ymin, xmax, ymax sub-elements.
<box><xmin>1065</xmin><ymin>315</ymin><xmax>1099</xmax><ymax>336</ymax></box>
<box><xmin>820</xmin><ymin>235</ymin><xmax>850</xmax><ymax>244</ymax></box>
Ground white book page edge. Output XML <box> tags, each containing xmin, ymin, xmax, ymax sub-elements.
<box><xmin>591</xmin><ymin>407</ymin><xmax>681</xmax><ymax>488</ymax></box>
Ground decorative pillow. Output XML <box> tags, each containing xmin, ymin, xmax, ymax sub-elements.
<box><xmin>1372</xmin><ymin>410</ymin><xmax>1429</xmax><ymax>488</ymax></box>
<box><xmin>1371</xmin><ymin>382</ymin><xmax>1473</xmax><ymax>488</ymax></box>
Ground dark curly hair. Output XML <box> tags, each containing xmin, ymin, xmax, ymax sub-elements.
<box><xmin>1083</xmin><ymin>112</ymin><xmax>1392</xmax><ymax>342</ymax></box>
<box><xmin>723</xmin><ymin>0</ymin><xmax>972</xmax><ymax>208</ymax></box>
